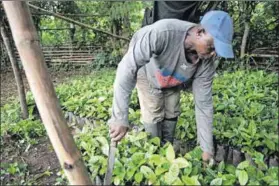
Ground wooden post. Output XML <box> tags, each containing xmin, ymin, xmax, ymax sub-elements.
<box><xmin>0</xmin><ymin>23</ymin><xmax>28</xmax><ymax>119</ymax></box>
<box><xmin>3</xmin><ymin>2</ymin><xmax>92</xmax><ymax>185</ymax></box>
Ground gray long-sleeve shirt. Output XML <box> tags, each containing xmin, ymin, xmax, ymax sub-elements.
<box><xmin>108</xmin><ymin>19</ymin><xmax>215</xmax><ymax>152</ymax></box>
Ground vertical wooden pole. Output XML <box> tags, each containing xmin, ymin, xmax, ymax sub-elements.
<box><xmin>2</xmin><ymin>2</ymin><xmax>92</xmax><ymax>185</ymax></box>
<box><xmin>0</xmin><ymin>23</ymin><xmax>28</xmax><ymax>119</ymax></box>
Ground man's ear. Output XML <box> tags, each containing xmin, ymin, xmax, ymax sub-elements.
<box><xmin>196</xmin><ymin>26</ymin><xmax>205</xmax><ymax>38</ymax></box>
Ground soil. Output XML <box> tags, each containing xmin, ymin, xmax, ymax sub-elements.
<box><xmin>0</xmin><ymin>68</ymin><xmax>91</xmax><ymax>106</ymax></box>
<box><xmin>1</xmin><ymin>136</ymin><xmax>60</xmax><ymax>185</ymax></box>
<box><xmin>0</xmin><ymin>68</ymin><xmax>91</xmax><ymax>185</ymax></box>
<box><xmin>22</xmin><ymin>137</ymin><xmax>60</xmax><ymax>185</ymax></box>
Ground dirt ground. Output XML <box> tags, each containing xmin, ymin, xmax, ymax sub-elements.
<box><xmin>0</xmin><ymin>68</ymin><xmax>91</xmax><ymax>106</ymax></box>
<box><xmin>1</xmin><ymin>136</ymin><xmax>61</xmax><ymax>185</ymax></box>
<box><xmin>0</xmin><ymin>68</ymin><xmax>91</xmax><ymax>185</ymax></box>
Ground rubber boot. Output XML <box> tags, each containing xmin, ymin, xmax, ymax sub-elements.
<box><xmin>161</xmin><ymin>118</ymin><xmax>177</xmax><ymax>144</ymax></box>
<box><xmin>143</xmin><ymin>122</ymin><xmax>162</xmax><ymax>138</ymax></box>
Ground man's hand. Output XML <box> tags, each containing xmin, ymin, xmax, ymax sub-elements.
<box><xmin>109</xmin><ymin>124</ymin><xmax>128</xmax><ymax>142</ymax></box>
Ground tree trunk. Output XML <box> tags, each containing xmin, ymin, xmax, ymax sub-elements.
<box><xmin>240</xmin><ymin>2</ymin><xmax>252</xmax><ymax>59</ymax></box>
<box><xmin>69</xmin><ymin>23</ymin><xmax>75</xmax><ymax>57</ymax></box>
<box><xmin>221</xmin><ymin>1</ymin><xmax>228</xmax><ymax>12</ymax></box>
<box><xmin>0</xmin><ymin>24</ymin><xmax>28</xmax><ymax>119</ymax></box>
<box><xmin>122</xmin><ymin>15</ymin><xmax>130</xmax><ymax>38</ymax></box>
<box><xmin>3</xmin><ymin>2</ymin><xmax>92</xmax><ymax>185</ymax></box>
<box><xmin>240</xmin><ymin>20</ymin><xmax>250</xmax><ymax>58</ymax></box>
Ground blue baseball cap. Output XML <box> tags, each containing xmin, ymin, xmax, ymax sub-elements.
<box><xmin>201</xmin><ymin>11</ymin><xmax>234</xmax><ymax>58</ymax></box>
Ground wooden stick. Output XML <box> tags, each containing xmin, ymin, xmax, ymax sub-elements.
<box><xmin>2</xmin><ymin>2</ymin><xmax>92</xmax><ymax>185</ymax></box>
<box><xmin>31</xmin><ymin>12</ymin><xmax>106</xmax><ymax>17</ymax></box>
<box><xmin>28</xmin><ymin>3</ymin><xmax>130</xmax><ymax>42</ymax></box>
<box><xmin>250</xmin><ymin>54</ymin><xmax>279</xmax><ymax>58</ymax></box>
<box><xmin>0</xmin><ymin>23</ymin><xmax>28</xmax><ymax>119</ymax></box>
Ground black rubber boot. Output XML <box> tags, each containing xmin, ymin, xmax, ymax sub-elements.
<box><xmin>143</xmin><ymin>122</ymin><xmax>162</xmax><ymax>138</ymax></box>
<box><xmin>161</xmin><ymin>118</ymin><xmax>177</xmax><ymax>144</ymax></box>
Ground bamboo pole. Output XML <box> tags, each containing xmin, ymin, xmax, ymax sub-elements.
<box><xmin>2</xmin><ymin>2</ymin><xmax>92</xmax><ymax>185</ymax></box>
<box><xmin>0</xmin><ymin>23</ymin><xmax>28</xmax><ymax>119</ymax></box>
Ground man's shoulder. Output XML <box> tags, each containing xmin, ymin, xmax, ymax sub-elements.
<box><xmin>152</xmin><ymin>19</ymin><xmax>197</xmax><ymax>32</ymax></box>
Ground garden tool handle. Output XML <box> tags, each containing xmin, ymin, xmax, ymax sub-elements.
<box><xmin>104</xmin><ymin>140</ymin><xmax>118</xmax><ymax>185</ymax></box>
<box><xmin>111</xmin><ymin>141</ymin><xmax>117</xmax><ymax>147</ymax></box>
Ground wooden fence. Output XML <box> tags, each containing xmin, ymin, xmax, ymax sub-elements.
<box><xmin>3</xmin><ymin>42</ymin><xmax>278</xmax><ymax>71</ymax></box>
<box><xmin>249</xmin><ymin>47</ymin><xmax>279</xmax><ymax>71</ymax></box>
<box><xmin>14</xmin><ymin>44</ymin><xmax>102</xmax><ymax>66</ymax></box>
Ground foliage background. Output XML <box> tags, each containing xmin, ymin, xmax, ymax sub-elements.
<box><xmin>0</xmin><ymin>1</ymin><xmax>278</xmax><ymax>184</ymax></box>
<box><xmin>2</xmin><ymin>1</ymin><xmax>277</xmax><ymax>70</ymax></box>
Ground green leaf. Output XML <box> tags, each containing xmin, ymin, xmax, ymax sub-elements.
<box><xmin>149</xmin><ymin>154</ymin><xmax>162</xmax><ymax>166</ymax></box>
<box><xmin>223</xmin><ymin>131</ymin><xmax>235</xmax><ymax>138</ymax></box>
<box><xmin>98</xmin><ymin>96</ymin><xmax>106</xmax><ymax>102</ymax></box>
<box><xmin>256</xmin><ymin>169</ymin><xmax>264</xmax><ymax>180</ymax></box>
<box><xmin>183</xmin><ymin>163</ymin><xmax>192</xmax><ymax>176</ymax></box>
<box><xmin>140</xmin><ymin>165</ymin><xmax>156</xmax><ymax>182</ymax></box>
<box><xmin>187</xmin><ymin>147</ymin><xmax>203</xmax><ymax>160</ymax></box>
<box><xmin>134</xmin><ymin>172</ymin><xmax>143</xmax><ymax>183</ymax></box>
<box><xmin>172</xmin><ymin>178</ymin><xmax>183</xmax><ymax>185</ymax></box>
<box><xmin>89</xmin><ymin>156</ymin><xmax>103</xmax><ymax>164</ymax></box>
<box><xmin>237</xmin><ymin>161</ymin><xmax>250</xmax><ymax>170</ymax></box>
<box><xmin>247</xmin><ymin>180</ymin><xmax>260</xmax><ymax>185</ymax></box>
<box><xmin>265</xmin><ymin>139</ymin><xmax>275</xmax><ymax>150</ymax></box>
<box><xmin>254</xmin><ymin>158</ymin><xmax>268</xmax><ymax>171</ymax></box>
<box><xmin>166</xmin><ymin>144</ymin><xmax>175</xmax><ymax>162</ymax></box>
<box><xmin>149</xmin><ymin>137</ymin><xmax>160</xmax><ymax>146</ymax></box>
<box><xmin>222</xmin><ymin>174</ymin><xmax>236</xmax><ymax>185</ymax></box>
<box><xmin>135</xmin><ymin>132</ymin><xmax>147</xmax><ymax>141</ymax></box>
<box><xmin>270</xmin><ymin>180</ymin><xmax>279</xmax><ymax>186</ymax></box>
<box><xmin>206</xmin><ymin>167</ymin><xmax>217</xmax><ymax>177</ymax></box>
<box><xmin>218</xmin><ymin>161</ymin><xmax>225</xmax><ymax>173</ymax></box>
<box><xmin>113</xmin><ymin>176</ymin><xmax>120</xmax><ymax>185</ymax></box>
<box><xmin>262</xmin><ymin>176</ymin><xmax>273</xmax><ymax>184</ymax></box>
<box><xmin>246</xmin><ymin>166</ymin><xmax>257</xmax><ymax>180</ymax></box>
<box><xmin>8</xmin><ymin>166</ymin><xmax>17</xmax><ymax>175</ymax></box>
<box><xmin>126</xmin><ymin>167</ymin><xmax>137</xmax><ymax>180</ymax></box>
<box><xmin>210</xmin><ymin>178</ymin><xmax>222</xmax><ymax>186</ymax></box>
<box><xmin>164</xmin><ymin>172</ymin><xmax>176</xmax><ymax>185</ymax></box>
<box><xmin>248</xmin><ymin>121</ymin><xmax>257</xmax><ymax>136</ymax></box>
<box><xmin>169</xmin><ymin>163</ymin><xmax>179</xmax><ymax>178</ymax></box>
<box><xmin>96</xmin><ymin>136</ymin><xmax>109</xmax><ymax>155</ymax></box>
<box><xmin>182</xmin><ymin>175</ymin><xmax>201</xmax><ymax>185</ymax></box>
<box><xmin>267</xmin><ymin>167</ymin><xmax>279</xmax><ymax>179</ymax></box>
<box><xmin>216</xmin><ymin>104</ymin><xmax>226</xmax><ymax>111</ymax></box>
<box><xmin>191</xmin><ymin>164</ymin><xmax>202</xmax><ymax>175</ymax></box>
<box><xmin>238</xmin><ymin>170</ymin><xmax>248</xmax><ymax>185</ymax></box>
<box><xmin>131</xmin><ymin>153</ymin><xmax>145</xmax><ymax>164</ymax></box>
<box><xmin>155</xmin><ymin>166</ymin><xmax>168</xmax><ymax>176</ymax></box>
<box><xmin>173</xmin><ymin>157</ymin><xmax>190</xmax><ymax>168</ymax></box>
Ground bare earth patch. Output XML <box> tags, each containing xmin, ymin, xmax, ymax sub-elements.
<box><xmin>1</xmin><ymin>68</ymin><xmax>91</xmax><ymax>106</ymax></box>
<box><xmin>1</xmin><ymin>68</ymin><xmax>91</xmax><ymax>185</ymax></box>
<box><xmin>1</xmin><ymin>136</ymin><xmax>60</xmax><ymax>185</ymax></box>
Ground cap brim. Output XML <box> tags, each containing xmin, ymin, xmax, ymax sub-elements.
<box><xmin>214</xmin><ymin>39</ymin><xmax>234</xmax><ymax>58</ymax></box>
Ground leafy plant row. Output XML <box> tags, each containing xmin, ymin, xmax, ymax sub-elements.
<box><xmin>1</xmin><ymin>69</ymin><xmax>278</xmax><ymax>157</ymax></box>
<box><xmin>1</xmin><ymin>69</ymin><xmax>278</xmax><ymax>185</ymax></box>
<box><xmin>72</xmin><ymin>123</ymin><xmax>278</xmax><ymax>185</ymax></box>
<box><xmin>176</xmin><ymin>70</ymin><xmax>278</xmax><ymax>157</ymax></box>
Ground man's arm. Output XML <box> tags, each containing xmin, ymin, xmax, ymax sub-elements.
<box><xmin>108</xmin><ymin>28</ymin><xmax>165</xmax><ymax>140</ymax></box>
<box><xmin>192</xmin><ymin>58</ymin><xmax>215</xmax><ymax>155</ymax></box>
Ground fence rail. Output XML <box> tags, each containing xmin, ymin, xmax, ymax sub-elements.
<box><xmin>14</xmin><ymin>45</ymin><xmax>101</xmax><ymax>66</ymax></box>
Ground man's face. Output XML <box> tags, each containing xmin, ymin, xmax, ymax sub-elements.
<box><xmin>195</xmin><ymin>28</ymin><xmax>216</xmax><ymax>60</ymax></box>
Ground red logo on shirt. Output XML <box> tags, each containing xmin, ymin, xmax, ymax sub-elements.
<box><xmin>155</xmin><ymin>71</ymin><xmax>182</xmax><ymax>88</ymax></box>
